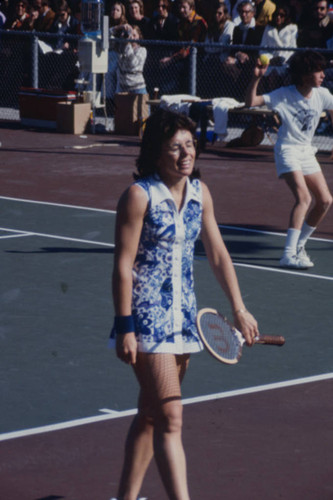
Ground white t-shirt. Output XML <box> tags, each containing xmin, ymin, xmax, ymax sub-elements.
<box><xmin>263</xmin><ymin>85</ymin><xmax>333</xmax><ymax>148</ymax></box>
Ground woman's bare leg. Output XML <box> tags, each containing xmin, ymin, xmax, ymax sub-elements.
<box><xmin>117</xmin><ymin>353</ymin><xmax>190</xmax><ymax>500</ymax></box>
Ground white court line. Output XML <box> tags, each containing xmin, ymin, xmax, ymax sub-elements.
<box><xmin>0</xmin><ymin>195</ymin><xmax>117</xmax><ymax>214</ymax></box>
<box><xmin>0</xmin><ymin>227</ymin><xmax>115</xmax><ymax>248</ymax></box>
<box><xmin>0</xmin><ymin>373</ymin><xmax>332</xmax><ymax>442</ymax></box>
<box><xmin>1</xmin><ymin>195</ymin><xmax>333</xmax><ymax>244</ymax></box>
<box><xmin>220</xmin><ymin>224</ymin><xmax>333</xmax><ymax>244</ymax></box>
<box><xmin>0</xmin><ymin>232</ymin><xmax>31</xmax><ymax>240</ymax></box>
<box><xmin>1</xmin><ymin>227</ymin><xmax>331</xmax><ymax>280</ymax></box>
<box><xmin>233</xmin><ymin>262</ymin><xmax>333</xmax><ymax>281</ymax></box>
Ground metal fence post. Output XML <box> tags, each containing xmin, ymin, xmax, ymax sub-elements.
<box><xmin>189</xmin><ymin>46</ymin><xmax>197</xmax><ymax>96</ymax></box>
<box><xmin>31</xmin><ymin>34</ymin><xmax>39</xmax><ymax>88</ymax></box>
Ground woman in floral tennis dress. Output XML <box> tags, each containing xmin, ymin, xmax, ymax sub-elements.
<box><xmin>109</xmin><ymin>108</ymin><xmax>259</xmax><ymax>500</ymax></box>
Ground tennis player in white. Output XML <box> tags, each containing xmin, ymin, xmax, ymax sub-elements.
<box><xmin>246</xmin><ymin>50</ymin><xmax>333</xmax><ymax>269</ymax></box>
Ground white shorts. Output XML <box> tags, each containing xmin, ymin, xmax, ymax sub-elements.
<box><xmin>274</xmin><ymin>144</ymin><xmax>321</xmax><ymax>178</ymax></box>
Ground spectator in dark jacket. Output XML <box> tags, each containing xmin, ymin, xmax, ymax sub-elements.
<box><xmin>222</xmin><ymin>0</ymin><xmax>264</xmax><ymax>99</ymax></box>
<box><xmin>29</xmin><ymin>0</ymin><xmax>56</xmax><ymax>32</ymax></box>
<box><xmin>297</xmin><ymin>0</ymin><xmax>333</xmax><ymax>50</ymax></box>
<box><xmin>146</xmin><ymin>0</ymin><xmax>178</xmax><ymax>41</ymax></box>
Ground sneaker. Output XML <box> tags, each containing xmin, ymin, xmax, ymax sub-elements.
<box><xmin>297</xmin><ymin>246</ymin><xmax>314</xmax><ymax>268</ymax></box>
<box><xmin>279</xmin><ymin>254</ymin><xmax>309</xmax><ymax>269</ymax></box>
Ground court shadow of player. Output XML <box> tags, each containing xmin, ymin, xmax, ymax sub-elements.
<box><xmin>6</xmin><ymin>247</ymin><xmax>115</xmax><ymax>254</ymax></box>
<box><xmin>35</xmin><ymin>495</ymin><xmax>65</xmax><ymax>500</ymax></box>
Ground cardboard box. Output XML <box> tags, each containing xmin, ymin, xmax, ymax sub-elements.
<box><xmin>19</xmin><ymin>87</ymin><xmax>77</xmax><ymax>129</ymax></box>
<box><xmin>57</xmin><ymin>102</ymin><xmax>91</xmax><ymax>135</ymax></box>
<box><xmin>114</xmin><ymin>93</ymin><xmax>149</xmax><ymax>135</ymax></box>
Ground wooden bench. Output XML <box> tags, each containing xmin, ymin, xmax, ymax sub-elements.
<box><xmin>147</xmin><ymin>99</ymin><xmax>277</xmax><ymax>148</ymax></box>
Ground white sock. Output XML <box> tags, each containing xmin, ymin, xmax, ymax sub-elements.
<box><xmin>283</xmin><ymin>228</ymin><xmax>301</xmax><ymax>257</ymax></box>
<box><xmin>297</xmin><ymin>222</ymin><xmax>316</xmax><ymax>250</ymax></box>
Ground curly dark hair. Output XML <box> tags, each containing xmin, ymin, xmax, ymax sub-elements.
<box><xmin>288</xmin><ymin>50</ymin><xmax>327</xmax><ymax>85</ymax></box>
<box><xmin>134</xmin><ymin>108</ymin><xmax>200</xmax><ymax>180</ymax></box>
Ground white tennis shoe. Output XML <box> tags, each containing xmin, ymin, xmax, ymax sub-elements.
<box><xmin>279</xmin><ymin>254</ymin><xmax>309</xmax><ymax>269</ymax></box>
<box><xmin>297</xmin><ymin>246</ymin><xmax>314</xmax><ymax>268</ymax></box>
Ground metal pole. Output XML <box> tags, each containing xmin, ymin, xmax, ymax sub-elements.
<box><xmin>92</xmin><ymin>72</ymin><xmax>96</xmax><ymax>134</ymax></box>
<box><xmin>189</xmin><ymin>46</ymin><xmax>197</xmax><ymax>96</ymax></box>
<box><xmin>31</xmin><ymin>34</ymin><xmax>39</xmax><ymax>88</ymax></box>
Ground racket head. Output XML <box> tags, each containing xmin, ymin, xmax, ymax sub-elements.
<box><xmin>196</xmin><ymin>308</ymin><xmax>244</xmax><ymax>365</ymax></box>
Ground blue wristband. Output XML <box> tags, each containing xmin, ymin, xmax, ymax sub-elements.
<box><xmin>114</xmin><ymin>315</ymin><xmax>135</xmax><ymax>335</ymax></box>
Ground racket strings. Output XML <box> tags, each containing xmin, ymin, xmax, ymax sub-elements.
<box><xmin>200</xmin><ymin>313</ymin><xmax>241</xmax><ymax>362</ymax></box>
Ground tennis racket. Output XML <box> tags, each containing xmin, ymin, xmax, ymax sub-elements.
<box><xmin>196</xmin><ymin>308</ymin><xmax>285</xmax><ymax>365</ymax></box>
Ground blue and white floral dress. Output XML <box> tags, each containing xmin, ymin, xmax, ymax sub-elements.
<box><xmin>110</xmin><ymin>174</ymin><xmax>204</xmax><ymax>354</ymax></box>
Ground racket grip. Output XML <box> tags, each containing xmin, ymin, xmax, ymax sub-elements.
<box><xmin>257</xmin><ymin>335</ymin><xmax>285</xmax><ymax>346</ymax></box>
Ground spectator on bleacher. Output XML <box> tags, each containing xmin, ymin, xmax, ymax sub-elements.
<box><xmin>161</xmin><ymin>0</ymin><xmax>207</xmax><ymax>61</ymax></box>
<box><xmin>113</xmin><ymin>23</ymin><xmax>147</xmax><ymax>93</ymax></box>
<box><xmin>50</xmin><ymin>0</ymin><xmax>80</xmax><ymax>49</ymax></box>
<box><xmin>146</xmin><ymin>0</ymin><xmax>179</xmax><ymax>40</ymax></box>
<box><xmin>28</xmin><ymin>0</ymin><xmax>56</xmax><ymax>32</ymax></box>
<box><xmin>254</xmin><ymin>0</ymin><xmax>276</xmax><ymax>27</ymax></box>
<box><xmin>106</xmin><ymin>2</ymin><xmax>128</xmax><ymax>113</ymax></box>
<box><xmin>232</xmin><ymin>0</ymin><xmax>275</xmax><ymax>26</ymax></box>
<box><xmin>223</xmin><ymin>0</ymin><xmax>264</xmax><ymax>98</ymax></box>
<box><xmin>196</xmin><ymin>0</ymin><xmax>226</xmax><ymax>25</ymax></box>
<box><xmin>203</xmin><ymin>1</ymin><xmax>234</xmax><ymax>61</ymax></box>
<box><xmin>297</xmin><ymin>0</ymin><xmax>333</xmax><ymax>50</ymax></box>
<box><xmin>4</xmin><ymin>0</ymin><xmax>30</xmax><ymax>30</ymax></box>
<box><xmin>144</xmin><ymin>0</ymin><xmax>179</xmax><ymax>96</ymax></box>
<box><xmin>0</xmin><ymin>0</ymin><xmax>10</xmax><ymax>20</ymax></box>
<box><xmin>199</xmin><ymin>2</ymin><xmax>234</xmax><ymax>97</ymax></box>
<box><xmin>226</xmin><ymin>1</ymin><xmax>264</xmax><ymax>66</ymax></box>
<box><xmin>37</xmin><ymin>0</ymin><xmax>79</xmax><ymax>90</ymax></box>
<box><xmin>0</xmin><ymin>8</ymin><xmax>6</xmax><ymax>27</ymax></box>
<box><xmin>159</xmin><ymin>0</ymin><xmax>207</xmax><ymax>93</ymax></box>
<box><xmin>109</xmin><ymin>0</ymin><xmax>127</xmax><ymax>27</ymax></box>
<box><xmin>126</xmin><ymin>0</ymin><xmax>150</xmax><ymax>38</ymax></box>
<box><xmin>259</xmin><ymin>4</ymin><xmax>297</xmax><ymax>90</ymax></box>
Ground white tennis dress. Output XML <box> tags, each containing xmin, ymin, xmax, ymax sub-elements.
<box><xmin>109</xmin><ymin>174</ymin><xmax>204</xmax><ymax>354</ymax></box>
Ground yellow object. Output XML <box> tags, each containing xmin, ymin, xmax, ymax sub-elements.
<box><xmin>259</xmin><ymin>54</ymin><xmax>270</xmax><ymax>66</ymax></box>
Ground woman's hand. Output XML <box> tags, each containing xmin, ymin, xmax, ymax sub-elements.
<box><xmin>233</xmin><ymin>309</ymin><xmax>259</xmax><ymax>346</ymax></box>
<box><xmin>116</xmin><ymin>332</ymin><xmax>138</xmax><ymax>365</ymax></box>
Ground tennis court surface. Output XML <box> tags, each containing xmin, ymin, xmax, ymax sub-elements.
<box><xmin>0</xmin><ymin>125</ymin><xmax>332</xmax><ymax>500</ymax></box>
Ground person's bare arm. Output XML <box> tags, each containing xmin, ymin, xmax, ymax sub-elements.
<box><xmin>200</xmin><ymin>182</ymin><xmax>259</xmax><ymax>344</ymax></box>
<box><xmin>245</xmin><ymin>59</ymin><xmax>269</xmax><ymax>108</ymax></box>
<box><xmin>112</xmin><ymin>184</ymin><xmax>148</xmax><ymax>364</ymax></box>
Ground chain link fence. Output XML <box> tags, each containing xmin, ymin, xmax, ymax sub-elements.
<box><xmin>0</xmin><ymin>30</ymin><xmax>332</xmax><ymax>150</ymax></box>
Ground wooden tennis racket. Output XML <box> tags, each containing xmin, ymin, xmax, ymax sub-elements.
<box><xmin>196</xmin><ymin>308</ymin><xmax>285</xmax><ymax>365</ymax></box>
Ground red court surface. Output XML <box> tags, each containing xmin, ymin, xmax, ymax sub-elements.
<box><xmin>0</xmin><ymin>124</ymin><xmax>332</xmax><ymax>237</ymax></box>
<box><xmin>1</xmin><ymin>379</ymin><xmax>332</xmax><ymax>500</ymax></box>
<box><xmin>1</xmin><ymin>125</ymin><xmax>332</xmax><ymax>500</ymax></box>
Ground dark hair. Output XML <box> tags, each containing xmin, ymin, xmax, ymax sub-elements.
<box><xmin>155</xmin><ymin>0</ymin><xmax>171</xmax><ymax>9</ymax></box>
<box><xmin>207</xmin><ymin>2</ymin><xmax>231</xmax><ymax>39</ymax></box>
<box><xmin>289</xmin><ymin>50</ymin><xmax>327</xmax><ymax>85</ymax></box>
<box><xmin>134</xmin><ymin>108</ymin><xmax>200</xmax><ymax>180</ymax></box>
<box><xmin>271</xmin><ymin>4</ymin><xmax>292</xmax><ymax>28</ymax></box>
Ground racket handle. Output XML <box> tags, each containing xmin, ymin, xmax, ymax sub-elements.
<box><xmin>256</xmin><ymin>335</ymin><xmax>285</xmax><ymax>346</ymax></box>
